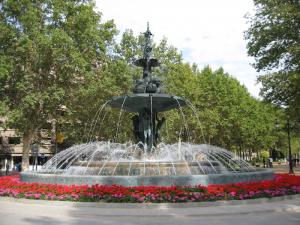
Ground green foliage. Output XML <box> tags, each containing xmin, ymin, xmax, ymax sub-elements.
<box><xmin>260</xmin><ymin>150</ymin><xmax>270</xmax><ymax>159</ymax></box>
<box><xmin>245</xmin><ymin>0</ymin><xmax>300</xmax><ymax>122</ymax></box>
<box><xmin>0</xmin><ymin>0</ymin><xmax>117</xmax><ymax>168</ymax></box>
<box><xmin>258</xmin><ymin>71</ymin><xmax>300</xmax><ymax>120</ymax></box>
<box><xmin>245</xmin><ymin>0</ymin><xmax>300</xmax><ymax>72</ymax></box>
<box><xmin>291</xmin><ymin>137</ymin><xmax>300</xmax><ymax>155</ymax></box>
<box><xmin>0</xmin><ymin>0</ymin><xmax>116</xmax><ymax>133</ymax></box>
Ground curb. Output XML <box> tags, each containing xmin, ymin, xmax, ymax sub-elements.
<box><xmin>0</xmin><ymin>194</ymin><xmax>300</xmax><ymax>209</ymax></box>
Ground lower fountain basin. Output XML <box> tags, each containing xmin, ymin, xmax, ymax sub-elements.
<box><xmin>22</xmin><ymin>142</ymin><xmax>274</xmax><ymax>186</ymax></box>
<box><xmin>20</xmin><ymin>169</ymin><xmax>274</xmax><ymax>186</ymax></box>
<box><xmin>69</xmin><ymin>160</ymin><xmax>227</xmax><ymax>176</ymax></box>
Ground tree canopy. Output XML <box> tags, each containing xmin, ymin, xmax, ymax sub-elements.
<box><xmin>245</xmin><ymin>0</ymin><xmax>300</xmax><ymax>73</ymax></box>
<box><xmin>245</xmin><ymin>0</ymin><xmax>300</xmax><ymax>119</ymax></box>
<box><xmin>0</xmin><ymin>0</ymin><xmax>116</xmax><ymax>169</ymax></box>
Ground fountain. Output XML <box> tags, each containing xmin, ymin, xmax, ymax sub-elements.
<box><xmin>21</xmin><ymin>24</ymin><xmax>273</xmax><ymax>186</ymax></box>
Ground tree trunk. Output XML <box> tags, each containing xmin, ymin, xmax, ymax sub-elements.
<box><xmin>21</xmin><ymin>130</ymin><xmax>34</xmax><ymax>171</ymax></box>
<box><xmin>238</xmin><ymin>144</ymin><xmax>242</xmax><ymax>158</ymax></box>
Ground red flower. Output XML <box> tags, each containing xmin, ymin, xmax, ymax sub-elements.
<box><xmin>0</xmin><ymin>174</ymin><xmax>299</xmax><ymax>203</ymax></box>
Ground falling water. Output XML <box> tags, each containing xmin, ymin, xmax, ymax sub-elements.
<box><xmin>40</xmin><ymin>142</ymin><xmax>256</xmax><ymax>176</ymax></box>
<box><xmin>115</xmin><ymin>96</ymin><xmax>128</xmax><ymax>140</ymax></box>
<box><xmin>173</xmin><ymin>97</ymin><xmax>192</xmax><ymax>143</ymax></box>
<box><xmin>87</xmin><ymin>100</ymin><xmax>111</xmax><ymax>142</ymax></box>
<box><xmin>185</xmin><ymin>99</ymin><xmax>206</xmax><ymax>143</ymax></box>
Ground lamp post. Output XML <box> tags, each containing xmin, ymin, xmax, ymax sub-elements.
<box><xmin>51</xmin><ymin>119</ymin><xmax>57</xmax><ymax>168</ymax></box>
<box><xmin>275</xmin><ymin>118</ymin><xmax>294</xmax><ymax>174</ymax></box>
<box><xmin>286</xmin><ymin>116</ymin><xmax>294</xmax><ymax>174</ymax></box>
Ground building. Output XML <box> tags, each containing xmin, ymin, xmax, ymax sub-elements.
<box><xmin>0</xmin><ymin>117</ymin><xmax>54</xmax><ymax>172</ymax></box>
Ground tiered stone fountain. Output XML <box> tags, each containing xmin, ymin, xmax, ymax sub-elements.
<box><xmin>21</xmin><ymin>25</ymin><xmax>273</xmax><ymax>186</ymax></box>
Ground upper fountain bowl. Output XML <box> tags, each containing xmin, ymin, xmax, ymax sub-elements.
<box><xmin>109</xmin><ymin>93</ymin><xmax>186</xmax><ymax>112</ymax></box>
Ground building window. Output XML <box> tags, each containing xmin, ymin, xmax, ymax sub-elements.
<box><xmin>8</xmin><ymin>137</ymin><xmax>21</xmax><ymax>145</ymax></box>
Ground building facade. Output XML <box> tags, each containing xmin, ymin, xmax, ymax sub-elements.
<box><xmin>0</xmin><ymin>118</ymin><xmax>54</xmax><ymax>172</ymax></box>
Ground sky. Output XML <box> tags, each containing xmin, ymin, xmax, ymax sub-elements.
<box><xmin>95</xmin><ymin>0</ymin><xmax>261</xmax><ymax>98</ymax></box>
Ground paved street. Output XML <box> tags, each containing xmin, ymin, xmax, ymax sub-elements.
<box><xmin>0</xmin><ymin>196</ymin><xmax>300</xmax><ymax>225</ymax></box>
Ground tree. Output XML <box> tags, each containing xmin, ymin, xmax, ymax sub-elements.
<box><xmin>245</xmin><ymin>0</ymin><xmax>300</xmax><ymax>72</ymax></box>
<box><xmin>245</xmin><ymin>0</ymin><xmax>300</xmax><ymax>119</ymax></box>
<box><xmin>61</xmin><ymin>58</ymin><xmax>135</xmax><ymax>144</ymax></box>
<box><xmin>258</xmin><ymin>71</ymin><xmax>300</xmax><ymax>118</ymax></box>
<box><xmin>0</xmin><ymin>0</ymin><xmax>116</xmax><ymax>170</ymax></box>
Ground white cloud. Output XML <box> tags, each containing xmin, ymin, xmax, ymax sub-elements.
<box><xmin>96</xmin><ymin>0</ymin><xmax>261</xmax><ymax>98</ymax></box>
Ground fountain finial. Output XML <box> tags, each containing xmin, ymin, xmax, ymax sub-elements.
<box><xmin>147</xmin><ymin>21</ymin><xmax>150</xmax><ymax>32</ymax></box>
<box><xmin>145</xmin><ymin>22</ymin><xmax>152</xmax><ymax>37</ymax></box>
<box><xmin>143</xmin><ymin>22</ymin><xmax>152</xmax><ymax>60</ymax></box>
<box><xmin>134</xmin><ymin>23</ymin><xmax>159</xmax><ymax>80</ymax></box>
<box><xmin>144</xmin><ymin>22</ymin><xmax>152</xmax><ymax>61</ymax></box>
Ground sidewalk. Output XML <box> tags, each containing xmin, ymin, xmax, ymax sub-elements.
<box><xmin>272</xmin><ymin>164</ymin><xmax>300</xmax><ymax>175</ymax></box>
<box><xmin>0</xmin><ymin>195</ymin><xmax>299</xmax><ymax>225</ymax></box>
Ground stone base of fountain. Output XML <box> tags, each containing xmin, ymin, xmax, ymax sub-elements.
<box><xmin>20</xmin><ymin>142</ymin><xmax>275</xmax><ymax>186</ymax></box>
<box><xmin>70</xmin><ymin>160</ymin><xmax>226</xmax><ymax>176</ymax></box>
<box><xmin>20</xmin><ymin>168</ymin><xmax>274</xmax><ymax>186</ymax></box>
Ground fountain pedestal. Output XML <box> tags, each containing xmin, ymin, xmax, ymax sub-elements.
<box><xmin>109</xmin><ymin>93</ymin><xmax>186</xmax><ymax>150</ymax></box>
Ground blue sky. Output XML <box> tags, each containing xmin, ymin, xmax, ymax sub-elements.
<box><xmin>96</xmin><ymin>0</ymin><xmax>261</xmax><ymax>98</ymax></box>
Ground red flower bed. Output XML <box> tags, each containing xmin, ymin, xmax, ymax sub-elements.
<box><xmin>0</xmin><ymin>174</ymin><xmax>299</xmax><ymax>203</ymax></box>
